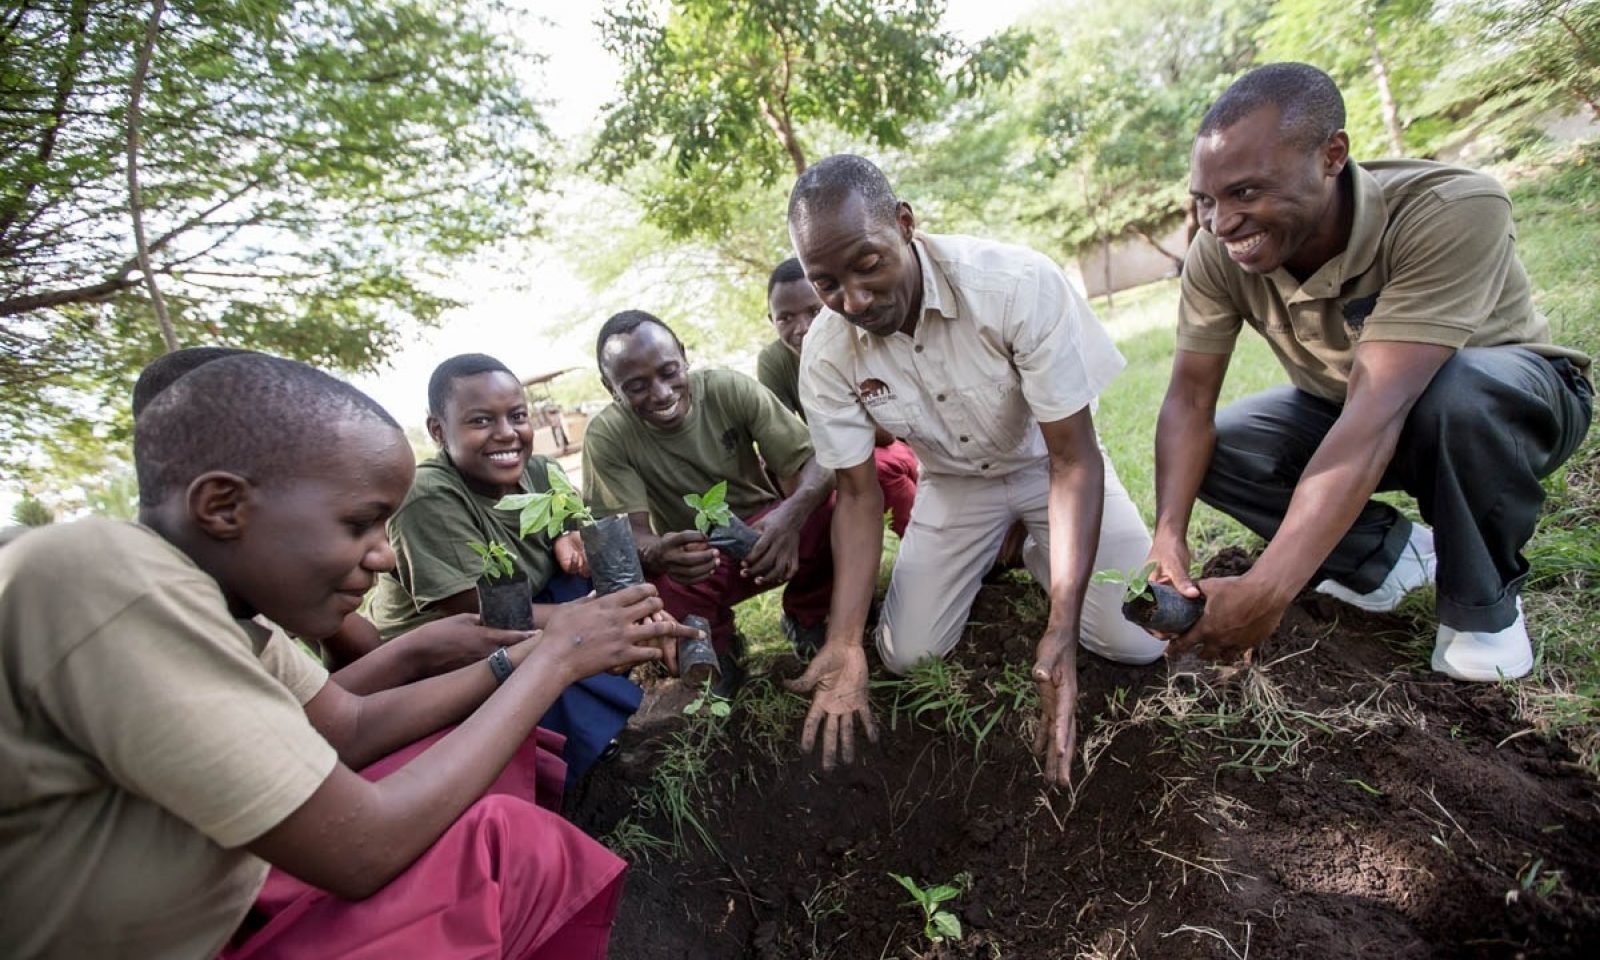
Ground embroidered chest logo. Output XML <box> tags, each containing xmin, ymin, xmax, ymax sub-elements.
<box><xmin>719</xmin><ymin>427</ymin><xmax>739</xmax><ymax>454</ymax></box>
<box><xmin>1342</xmin><ymin>293</ymin><xmax>1379</xmax><ymax>331</ymax></box>
<box><xmin>857</xmin><ymin>378</ymin><xmax>895</xmax><ymax>406</ymax></box>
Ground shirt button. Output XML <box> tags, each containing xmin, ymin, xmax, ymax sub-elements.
<box><xmin>936</xmin><ymin>393</ymin><xmax>946</xmax><ymax>402</ymax></box>
<box><xmin>914</xmin><ymin>345</ymin><xmax>924</xmax><ymax>353</ymax></box>
<box><xmin>981</xmin><ymin>463</ymin><xmax>990</xmax><ymax>470</ymax></box>
<box><xmin>959</xmin><ymin>435</ymin><xmax>969</xmax><ymax>443</ymax></box>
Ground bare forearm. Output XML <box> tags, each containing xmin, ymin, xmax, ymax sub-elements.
<box><xmin>1152</xmin><ymin>395</ymin><xmax>1217</xmax><ymax>543</ymax></box>
<box><xmin>824</xmin><ymin>478</ymin><xmax>885</xmax><ymax>646</ymax></box>
<box><xmin>332</xmin><ymin>637</ymin><xmax>427</xmax><ymax>695</ymax></box>
<box><xmin>775</xmin><ymin>458</ymin><xmax>836</xmax><ymax>521</ymax></box>
<box><xmin>1044</xmin><ymin>449</ymin><xmax>1102</xmax><ymax>639</ymax></box>
<box><xmin>1248</xmin><ymin>414</ymin><xmax>1405</xmax><ymax>601</ymax></box>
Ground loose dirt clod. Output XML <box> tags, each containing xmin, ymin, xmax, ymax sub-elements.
<box><xmin>570</xmin><ymin>551</ymin><xmax>1600</xmax><ymax>958</ymax></box>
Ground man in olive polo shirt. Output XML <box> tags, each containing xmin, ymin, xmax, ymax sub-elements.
<box><xmin>583</xmin><ymin>310</ymin><xmax>837</xmax><ymax>687</ymax></box>
<box><xmin>786</xmin><ymin>154</ymin><xmax>1165</xmax><ymax>787</ymax></box>
<box><xmin>759</xmin><ymin>256</ymin><xmax>920</xmax><ymax>536</ymax></box>
<box><xmin>1151</xmin><ymin>63</ymin><xmax>1592</xmax><ymax>680</ymax></box>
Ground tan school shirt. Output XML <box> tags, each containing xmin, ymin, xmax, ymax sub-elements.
<box><xmin>1179</xmin><ymin>158</ymin><xmax>1591</xmax><ymax>403</ymax></box>
<box><xmin>0</xmin><ymin>519</ymin><xmax>338</xmax><ymax>960</ymax></box>
<box><xmin>582</xmin><ymin>368</ymin><xmax>814</xmax><ymax>533</ymax></box>
<box><xmin>756</xmin><ymin>338</ymin><xmax>805</xmax><ymax>421</ymax></box>
<box><xmin>800</xmin><ymin>232</ymin><xmax>1126</xmax><ymax>477</ymax></box>
<box><xmin>369</xmin><ymin>452</ymin><xmax>565</xmax><ymax>640</ymax></box>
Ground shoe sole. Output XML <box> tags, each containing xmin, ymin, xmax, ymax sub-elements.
<box><xmin>1430</xmin><ymin>649</ymin><xmax>1534</xmax><ymax>682</ymax></box>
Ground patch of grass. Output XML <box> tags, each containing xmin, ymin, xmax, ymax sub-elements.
<box><xmin>601</xmin><ymin>814</ymin><xmax>671</xmax><ymax>863</ymax></box>
<box><xmin>633</xmin><ymin>694</ymin><xmax>732</xmax><ymax>855</ymax></box>
<box><xmin>873</xmin><ymin>657</ymin><xmax>1035</xmax><ymax>758</ymax></box>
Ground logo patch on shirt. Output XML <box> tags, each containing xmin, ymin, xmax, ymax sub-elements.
<box><xmin>857</xmin><ymin>378</ymin><xmax>895</xmax><ymax>406</ymax></box>
<box><xmin>719</xmin><ymin>428</ymin><xmax>739</xmax><ymax>454</ymax></box>
<box><xmin>1342</xmin><ymin>294</ymin><xmax>1378</xmax><ymax>331</ymax></box>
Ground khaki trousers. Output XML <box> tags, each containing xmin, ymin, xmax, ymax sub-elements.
<box><xmin>877</xmin><ymin>456</ymin><xmax>1166</xmax><ymax>674</ymax></box>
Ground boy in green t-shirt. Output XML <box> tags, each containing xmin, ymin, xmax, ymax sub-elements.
<box><xmin>584</xmin><ymin>310</ymin><xmax>837</xmax><ymax>687</ymax></box>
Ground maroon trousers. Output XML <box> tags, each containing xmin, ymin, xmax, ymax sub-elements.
<box><xmin>650</xmin><ymin>498</ymin><xmax>834</xmax><ymax>651</ymax></box>
<box><xmin>221</xmin><ymin>728</ymin><xmax>624</xmax><ymax>960</ymax></box>
<box><xmin>874</xmin><ymin>440</ymin><xmax>919</xmax><ymax>538</ymax></box>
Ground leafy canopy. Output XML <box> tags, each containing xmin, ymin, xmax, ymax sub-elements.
<box><xmin>496</xmin><ymin>463</ymin><xmax>595</xmax><ymax>541</ymax></box>
<box><xmin>0</xmin><ymin>0</ymin><xmax>550</xmax><ymax>497</ymax></box>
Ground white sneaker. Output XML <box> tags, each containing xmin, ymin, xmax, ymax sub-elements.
<box><xmin>1432</xmin><ymin>599</ymin><xmax>1534</xmax><ymax>681</ymax></box>
<box><xmin>1315</xmin><ymin>523</ymin><xmax>1436</xmax><ymax>613</ymax></box>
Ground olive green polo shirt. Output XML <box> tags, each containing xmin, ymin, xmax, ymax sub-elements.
<box><xmin>756</xmin><ymin>338</ymin><xmax>805</xmax><ymax>421</ymax></box>
<box><xmin>1179</xmin><ymin>159</ymin><xmax>1590</xmax><ymax>403</ymax></box>
<box><xmin>368</xmin><ymin>453</ymin><xmax>564</xmax><ymax>639</ymax></box>
<box><xmin>582</xmin><ymin>368</ymin><xmax>813</xmax><ymax>533</ymax></box>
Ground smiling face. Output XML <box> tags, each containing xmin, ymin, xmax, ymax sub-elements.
<box><xmin>427</xmin><ymin>370</ymin><xmax>533</xmax><ymax>498</ymax></box>
<box><xmin>600</xmin><ymin>321</ymin><xmax>693</xmax><ymax>430</ymax></box>
<box><xmin>228</xmin><ymin>422</ymin><xmax>414</xmax><ymax>639</ymax></box>
<box><xmin>789</xmin><ymin>191</ymin><xmax>923</xmax><ymax>338</ymax></box>
<box><xmin>1189</xmin><ymin>104</ymin><xmax>1350</xmax><ymax>277</ymax></box>
<box><xmin>768</xmin><ymin>278</ymin><xmax>823</xmax><ymax>356</ymax></box>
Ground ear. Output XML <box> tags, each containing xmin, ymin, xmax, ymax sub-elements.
<box><xmin>186</xmin><ymin>471</ymin><xmax>253</xmax><ymax>541</ymax></box>
<box><xmin>425</xmin><ymin>413</ymin><xmax>445</xmax><ymax>448</ymax></box>
<box><xmin>1322</xmin><ymin>130</ymin><xmax>1351</xmax><ymax>179</ymax></box>
<box><xmin>896</xmin><ymin>201</ymin><xmax>917</xmax><ymax>241</ymax></box>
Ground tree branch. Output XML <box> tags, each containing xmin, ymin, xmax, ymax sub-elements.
<box><xmin>128</xmin><ymin>0</ymin><xmax>177</xmax><ymax>352</ymax></box>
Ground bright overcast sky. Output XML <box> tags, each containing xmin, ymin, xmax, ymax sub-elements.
<box><xmin>351</xmin><ymin>0</ymin><xmax>1041</xmax><ymax>431</ymax></box>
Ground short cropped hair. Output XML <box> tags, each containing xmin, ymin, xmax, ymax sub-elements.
<box><xmin>1198</xmin><ymin>62</ymin><xmax>1345</xmax><ymax>152</ymax></box>
<box><xmin>428</xmin><ymin>353</ymin><xmax>516</xmax><ymax>417</ymax></box>
<box><xmin>767</xmin><ymin>257</ymin><xmax>807</xmax><ymax>298</ymax></box>
<box><xmin>594</xmin><ymin>310</ymin><xmax>685</xmax><ymax>378</ymax></box>
<box><xmin>136</xmin><ymin>354</ymin><xmax>400</xmax><ymax>504</ymax></box>
<box><xmin>131</xmin><ymin>347</ymin><xmax>257</xmax><ymax>418</ymax></box>
<box><xmin>787</xmin><ymin>154</ymin><xmax>900</xmax><ymax>229</ymax></box>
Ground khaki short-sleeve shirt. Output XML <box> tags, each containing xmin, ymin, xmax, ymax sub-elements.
<box><xmin>800</xmin><ymin>232</ymin><xmax>1126</xmax><ymax>477</ymax></box>
<box><xmin>0</xmin><ymin>519</ymin><xmax>338</xmax><ymax>960</ymax></box>
<box><xmin>582</xmin><ymin>368</ymin><xmax>814</xmax><ymax>533</ymax></box>
<box><xmin>368</xmin><ymin>453</ymin><xmax>565</xmax><ymax>639</ymax></box>
<box><xmin>1179</xmin><ymin>159</ymin><xmax>1590</xmax><ymax>403</ymax></box>
<box><xmin>756</xmin><ymin>338</ymin><xmax>805</xmax><ymax>421</ymax></box>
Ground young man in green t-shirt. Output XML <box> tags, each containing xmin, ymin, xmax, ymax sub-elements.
<box><xmin>583</xmin><ymin>310</ymin><xmax>836</xmax><ymax>687</ymax></box>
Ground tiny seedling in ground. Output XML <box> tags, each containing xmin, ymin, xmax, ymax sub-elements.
<box><xmin>683</xmin><ymin>679</ymin><xmax>731</xmax><ymax>718</ymax></box>
<box><xmin>467</xmin><ymin>540</ymin><xmax>515</xmax><ymax>581</ymax></box>
<box><xmin>890</xmin><ymin>871</ymin><xmax>971</xmax><ymax>945</ymax></box>
<box><xmin>496</xmin><ymin>463</ymin><xmax>594</xmax><ymax>539</ymax></box>
<box><xmin>683</xmin><ymin>480</ymin><xmax>734</xmax><ymax>534</ymax></box>
<box><xmin>1091</xmin><ymin>560</ymin><xmax>1158</xmax><ymax>603</ymax></box>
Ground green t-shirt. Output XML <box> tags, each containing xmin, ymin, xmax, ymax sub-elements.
<box><xmin>582</xmin><ymin>368</ymin><xmax>814</xmax><ymax>534</ymax></box>
<box><xmin>368</xmin><ymin>453</ymin><xmax>563</xmax><ymax>640</ymax></box>
<box><xmin>756</xmin><ymin>338</ymin><xmax>805</xmax><ymax>421</ymax></box>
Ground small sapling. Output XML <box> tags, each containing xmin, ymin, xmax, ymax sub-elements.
<box><xmin>468</xmin><ymin>539</ymin><xmax>516</xmax><ymax>582</ymax></box>
<box><xmin>889</xmin><ymin>871</ymin><xmax>971</xmax><ymax>945</ymax></box>
<box><xmin>467</xmin><ymin>539</ymin><xmax>531</xmax><ymax>630</ymax></box>
<box><xmin>1093</xmin><ymin>560</ymin><xmax>1204</xmax><ymax>634</ymax></box>
<box><xmin>684</xmin><ymin>480</ymin><xmax>760</xmax><ymax>560</ymax></box>
<box><xmin>494</xmin><ymin>463</ymin><xmax>646</xmax><ymax>596</ymax></box>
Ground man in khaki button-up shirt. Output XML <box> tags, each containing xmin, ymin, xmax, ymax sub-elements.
<box><xmin>785</xmin><ymin>155</ymin><xmax>1165</xmax><ymax>787</ymax></box>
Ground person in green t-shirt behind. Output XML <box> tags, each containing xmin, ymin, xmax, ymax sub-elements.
<box><xmin>369</xmin><ymin>353</ymin><xmax>646</xmax><ymax>782</ymax></box>
<box><xmin>584</xmin><ymin>311</ymin><xmax>837</xmax><ymax>691</ymax></box>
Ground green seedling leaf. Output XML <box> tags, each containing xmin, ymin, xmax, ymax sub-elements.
<box><xmin>495</xmin><ymin>463</ymin><xmax>595</xmax><ymax>541</ymax></box>
<box><xmin>684</xmin><ymin>480</ymin><xmax>734</xmax><ymax>535</ymax></box>
<box><xmin>467</xmin><ymin>540</ymin><xmax>516</xmax><ymax>581</ymax></box>
<box><xmin>931</xmin><ymin>910</ymin><xmax>962</xmax><ymax>941</ymax></box>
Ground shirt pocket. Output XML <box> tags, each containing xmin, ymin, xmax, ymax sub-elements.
<box><xmin>864</xmin><ymin>395</ymin><xmax>923</xmax><ymax>445</ymax></box>
<box><xmin>951</xmin><ymin>382</ymin><xmax>1029</xmax><ymax>457</ymax></box>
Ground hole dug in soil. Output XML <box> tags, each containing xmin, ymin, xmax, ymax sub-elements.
<box><xmin>569</xmin><ymin>550</ymin><xmax>1600</xmax><ymax>959</ymax></box>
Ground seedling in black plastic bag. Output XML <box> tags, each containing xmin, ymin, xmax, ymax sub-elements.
<box><xmin>496</xmin><ymin>463</ymin><xmax>594</xmax><ymax>539</ymax></box>
<box><xmin>683</xmin><ymin>480</ymin><xmax>733</xmax><ymax>534</ymax></box>
<box><xmin>493</xmin><ymin>462</ymin><xmax>645</xmax><ymax>597</ymax></box>
<box><xmin>467</xmin><ymin>540</ymin><xmax>516</xmax><ymax>582</ymax></box>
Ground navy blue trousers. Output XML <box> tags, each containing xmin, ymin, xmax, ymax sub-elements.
<box><xmin>535</xmin><ymin>574</ymin><xmax>643</xmax><ymax>788</ymax></box>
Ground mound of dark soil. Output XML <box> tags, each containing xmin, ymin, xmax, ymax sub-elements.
<box><xmin>569</xmin><ymin>550</ymin><xmax>1600</xmax><ymax>958</ymax></box>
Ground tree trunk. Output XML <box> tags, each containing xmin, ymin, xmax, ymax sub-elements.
<box><xmin>1365</xmin><ymin>21</ymin><xmax>1406</xmax><ymax>157</ymax></box>
<box><xmin>758</xmin><ymin>97</ymin><xmax>807</xmax><ymax>175</ymax></box>
<box><xmin>128</xmin><ymin>0</ymin><xmax>177</xmax><ymax>353</ymax></box>
<box><xmin>1101</xmin><ymin>233</ymin><xmax>1114</xmax><ymax>314</ymax></box>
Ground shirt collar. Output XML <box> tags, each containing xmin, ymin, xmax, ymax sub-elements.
<box><xmin>1280</xmin><ymin>162</ymin><xmax>1387</xmax><ymax>303</ymax></box>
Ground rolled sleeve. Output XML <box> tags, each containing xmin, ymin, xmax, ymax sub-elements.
<box><xmin>1010</xmin><ymin>254</ymin><xmax>1126</xmax><ymax>422</ymax></box>
<box><xmin>799</xmin><ymin>321</ymin><xmax>878</xmax><ymax>470</ymax></box>
<box><xmin>1177</xmin><ymin>235</ymin><xmax>1244</xmax><ymax>355</ymax></box>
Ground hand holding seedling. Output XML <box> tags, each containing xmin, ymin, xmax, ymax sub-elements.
<box><xmin>553</xmin><ymin>531</ymin><xmax>589</xmax><ymax>578</ymax></box>
<box><xmin>403</xmin><ymin>612</ymin><xmax>537</xmax><ymax>674</ymax></box>
<box><xmin>742</xmin><ymin>512</ymin><xmax>801</xmax><ymax>585</ymax></box>
<box><xmin>787</xmin><ymin>641</ymin><xmax>878</xmax><ymax>770</ymax></box>
<box><xmin>1144</xmin><ymin>534</ymin><xmax>1200</xmax><ymax>600</ymax></box>
<box><xmin>643</xmin><ymin>530</ymin><xmax>718</xmax><ymax>584</ymax></box>
<box><xmin>533</xmin><ymin>584</ymin><xmax>697</xmax><ymax>684</ymax></box>
<box><xmin>1165</xmin><ymin>574</ymin><xmax>1284</xmax><ymax>662</ymax></box>
<box><xmin>1031</xmin><ymin>629</ymin><xmax>1080</xmax><ymax>787</ymax></box>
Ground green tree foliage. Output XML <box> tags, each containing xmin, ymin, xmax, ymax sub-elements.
<box><xmin>591</xmin><ymin>0</ymin><xmax>1030</xmax><ymax>242</ymax></box>
<box><xmin>0</xmin><ymin>0</ymin><xmax>550</xmax><ymax>493</ymax></box>
<box><xmin>1258</xmin><ymin>0</ymin><xmax>1453</xmax><ymax>157</ymax></box>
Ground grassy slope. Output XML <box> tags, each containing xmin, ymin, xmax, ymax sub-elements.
<box><xmin>736</xmin><ymin>143</ymin><xmax>1600</xmax><ymax>769</ymax></box>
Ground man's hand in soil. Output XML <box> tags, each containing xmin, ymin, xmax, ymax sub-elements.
<box><xmin>787</xmin><ymin>641</ymin><xmax>878</xmax><ymax>770</ymax></box>
<box><xmin>1166</xmin><ymin>574</ymin><xmax>1285</xmax><ymax>662</ymax></box>
<box><xmin>1032</xmin><ymin>630</ymin><xmax>1080</xmax><ymax>787</ymax></box>
<box><xmin>642</xmin><ymin>530</ymin><xmax>718</xmax><ymax>585</ymax></box>
<box><xmin>553</xmin><ymin>530</ymin><xmax>589</xmax><ymax>579</ymax></box>
<box><xmin>743</xmin><ymin>510</ymin><xmax>802</xmax><ymax>585</ymax></box>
